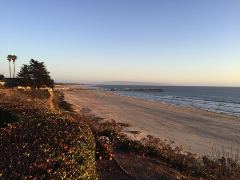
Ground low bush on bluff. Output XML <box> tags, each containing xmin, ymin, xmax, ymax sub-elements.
<box><xmin>54</xmin><ymin>91</ymin><xmax>73</xmax><ymax>112</ymax></box>
<box><xmin>0</xmin><ymin>108</ymin><xmax>20</xmax><ymax>128</ymax></box>
<box><xmin>0</xmin><ymin>102</ymin><xmax>97</xmax><ymax>179</ymax></box>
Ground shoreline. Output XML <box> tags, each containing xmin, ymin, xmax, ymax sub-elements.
<box><xmin>81</xmin><ymin>86</ymin><xmax>239</xmax><ymax>120</ymax></box>
<box><xmin>110</xmin><ymin>91</ymin><xmax>240</xmax><ymax>119</ymax></box>
<box><xmin>63</xmin><ymin>86</ymin><xmax>240</xmax><ymax>157</ymax></box>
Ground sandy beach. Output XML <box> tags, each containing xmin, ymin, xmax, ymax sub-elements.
<box><xmin>64</xmin><ymin>87</ymin><xmax>240</xmax><ymax>156</ymax></box>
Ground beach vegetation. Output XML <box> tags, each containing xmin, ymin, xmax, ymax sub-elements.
<box><xmin>0</xmin><ymin>90</ymin><xmax>97</xmax><ymax>179</ymax></box>
<box><xmin>0</xmin><ymin>108</ymin><xmax>20</xmax><ymax>128</ymax></box>
<box><xmin>17</xmin><ymin>64</ymin><xmax>32</xmax><ymax>86</ymax></box>
<box><xmin>54</xmin><ymin>91</ymin><xmax>74</xmax><ymax>112</ymax></box>
<box><xmin>0</xmin><ymin>74</ymin><xmax>4</xmax><ymax>80</ymax></box>
<box><xmin>24</xmin><ymin>89</ymin><xmax>51</xmax><ymax>99</ymax></box>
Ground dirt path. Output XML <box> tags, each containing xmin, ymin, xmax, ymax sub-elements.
<box><xmin>97</xmin><ymin>158</ymin><xmax>133</xmax><ymax>180</ymax></box>
<box><xmin>64</xmin><ymin>89</ymin><xmax>240</xmax><ymax>157</ymax></box>
<box><xmin>48</xmin><ymin>90</ymin><xmax>56</xmax><ymax>112</ymax></box>
<box><xmin>97</xmin><ymin>153</ymin><xmax>182</xmax><ymax>180</ymax></box>
<box><xmin>114</xmin><ymin>153</ymin><xmax>182</xmax><ymax>180</ymax></box>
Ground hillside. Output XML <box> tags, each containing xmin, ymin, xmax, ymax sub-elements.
<box><xmin>1</xmin><ymin>88</ymin><xmax>240</xmax><ymax>179</ymax></box>
<box><xmin>0</xmin><ymin>89</ymin><xmax>97</xmax><ymax>179</ymax></box>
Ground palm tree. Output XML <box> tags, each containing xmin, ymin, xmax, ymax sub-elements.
<box><xmin>7</xmin><ymin>55</ymin><xmax>12</xmax><ymax>78</ymax></box>
<box><xmin>11</xmin><ymin>55</ymin><xmax>17</xmax><ymax>78</ymax></box>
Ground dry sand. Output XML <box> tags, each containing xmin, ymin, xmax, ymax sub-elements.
<box><xmin>64</xmin><ymin>87</ymin><xmax>240</xmax><ymax>156</ymax></box>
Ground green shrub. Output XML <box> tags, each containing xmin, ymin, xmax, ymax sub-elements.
<box><xmin>54</xmin><ymin>91</ymin><xmax>73</xmax><ymax>112</ymax></box>
<box><xmin>0</xmin><ymin>108</ymin><xmax>20</xmax><ymax>128</ymax></box>
<box><xmin>0</xmin><ymin>101</ymin><xmax>97</xmax><ymax>179</ymax></box>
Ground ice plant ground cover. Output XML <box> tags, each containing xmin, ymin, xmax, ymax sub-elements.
<box><xmin>0</xmin><ymin>89</ymin><xmax>97</xmax><ymax>179</ymax></box>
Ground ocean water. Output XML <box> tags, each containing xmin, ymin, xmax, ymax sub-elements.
<box><xmin>98</xmin><ymin>85</ymin><xmax>240</xmax><ymax>117</ymax></box>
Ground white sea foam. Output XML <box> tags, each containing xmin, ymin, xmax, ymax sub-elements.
<box><xmin>109</xmin><ymin>87</ymin><xmax>240</xmax><ymax>117</ymax></box>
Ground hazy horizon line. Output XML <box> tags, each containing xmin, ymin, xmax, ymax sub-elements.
<box><xmin>56</xmin><ymin>80</ymin><xmax>240</xmax><ymax>88</ymax></box>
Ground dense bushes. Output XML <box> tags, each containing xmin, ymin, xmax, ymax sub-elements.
<box><xmin>54</xmin><ymin>91</ymin><xmax>73</xmax><ymax>112</ymax></box>
<box><xmin>0</xmin><ymin>74</ymin><xmax>4</xmax><ymax>80</ymax></box>
<box><xmin>0</xmin><ymin>108</ymin><xmax>20</xmax><ymax>128</ymax></box>
<box><xmin>0</xmin><ymin>100</ymin><xmax>97</xmax><ymax>179</ymax></box>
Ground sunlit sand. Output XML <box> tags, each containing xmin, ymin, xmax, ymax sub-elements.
<box><xmin>64</xmin><ymin>86</ymin><xmax>240</xmax><ymax>157</ymax></box>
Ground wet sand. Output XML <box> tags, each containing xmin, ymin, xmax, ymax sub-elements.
<box><xmin>64</xmin><ymin>87</ymin><xmax>240</xmax><ymax>156</ymax></box>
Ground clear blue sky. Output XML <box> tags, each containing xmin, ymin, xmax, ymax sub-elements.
<box><xmin>0</xmin><ymin>0</ymin><xmax>239</xmax><ymax>86</ymax></box>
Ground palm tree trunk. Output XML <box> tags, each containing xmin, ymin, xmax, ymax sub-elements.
<box><xmin>9</xmin><ymin>61</ymin><xmax>11</xmax><ymax>78</ymax></box>
<box><xmin>13</xmin><ymin>61</ymin><xmax>15</xmax><ymax>78</ymax></box>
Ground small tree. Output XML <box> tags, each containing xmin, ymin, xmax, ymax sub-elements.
<box><xmin>0</xmin><ymin>74</ymin><xmax>4</xmax><ymax>81</ymax></box>
<box><xmin>29</xmin><ymin>59</ymin><xmax>54</xmax><ymax>88</ymax></box>
<box><xmin>17</xmin><ymin>65</ymin><xmax>32</xmax><ymax>86</ymax></box>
